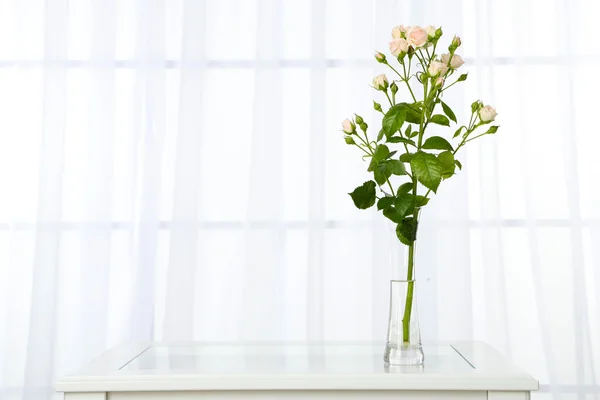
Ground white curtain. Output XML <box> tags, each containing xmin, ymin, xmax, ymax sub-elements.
<box><xmin>0</xmin><ymin>0</ymin><xmax>598</xmax><ymax>399</ymax></box>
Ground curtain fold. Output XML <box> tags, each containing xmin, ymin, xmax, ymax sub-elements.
<box><xmin>162</xmin><ymin>0</ymin><xmax>206</xmax><ymax>341</ymax></box>
<box><xmin>22</xmin><ymin>0</ymin><xmax>67</xmax><ymax>398</ymax></box>
<box><xmin>0</xmin><ymin>0</ymin><xmax>598</xmax><ymax>399</ymax></box>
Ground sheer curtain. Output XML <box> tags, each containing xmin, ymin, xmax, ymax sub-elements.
<box><xmin>0</xmin><ymin>0</ymin><xmax>598</xmax><ymax>399</ymax></box>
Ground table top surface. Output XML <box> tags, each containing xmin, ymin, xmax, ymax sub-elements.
<box><xmin>56</xmin><ymin>342</ymin><xmax>538</xmax><ymax>392</ymax></box>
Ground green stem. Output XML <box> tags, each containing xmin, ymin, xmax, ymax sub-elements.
<box><xmin>384</xmin><ymin>91</ymin><xmax>393</xmax><ymax>107</ymax></box>
<box><xmin>465</xmin><ymin>132</ymin><xmax>489</xmax><ymax>143</ymax></box>
<box><xmin>402</xmin><ymin>173</ymin><xmax>419</xmax><ymax>344</ymax></box>
<box><xmin>413</xmin><ymin>51</ymin><xmax>426</xmax><ymax>69</ymax></box>
<box><xmin>440</xmin><ymin>79</ymin><xmax>460</xmax><ymax>93</ymax></box>
<box><xmin>402</xmin><ymin>242</ymin><xmax>415</xmax><ymax>344</ymax></box>
<box><xmin>385</xmin><ymin>179</ymin><xmax>396</xmax><ymax>197</ymax></box>
<box><xmin>401</xmin><ymin>62</ymin><xmax>417</xmax><ymax>102</ymax></box>
<box><xmin>402</xmin><ymin>55</ymin><xmax>431</xmax><ymax>345</ymax></box>
<box><xmin>353</xmin><ymin>144</ymin><xmax>371</xmax><ymax>156</ymax></box>
<box><xmin>417</xmin><ymin>81</ymin><xmax>428</xmax><ymax>148</ymax></box>
<box><xmin>355</xmin><ymin>134</ymin><xmax>372</xmax><ymax>151</ymax></box>
<box><xmin>385</xmin><ymin>62</ymin><xmax>404</xmax><ymax>79</ymax></box>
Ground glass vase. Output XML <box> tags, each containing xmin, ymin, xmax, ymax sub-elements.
<box><xmin>384</xmin><ymin>209</ymin><xmax>424</xmax><ymax>366</ymax></box>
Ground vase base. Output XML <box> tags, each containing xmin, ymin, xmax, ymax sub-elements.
<box><xmin>384</xmin><ymin>342</ymin><xmax>424</xmax><ymax>366</ymax></box>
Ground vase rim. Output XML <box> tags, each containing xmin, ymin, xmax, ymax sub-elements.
<box><xmin>390</xmin><ymin>279</ymin><xmax>416</xmax><ymax>283</ymax></box>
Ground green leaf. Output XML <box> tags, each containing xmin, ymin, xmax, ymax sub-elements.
<box><xmin>387</xmin><ymin>150</ymin><xmax>398</xmax><ymax>159</ymax></box>
<box><xmin>405</xmin><ymin>125</ymin><xmax>413</xmax><ymax>138</ymax></box>
<box><xmin>382</xmin><ymin>104</ymin><xmax>407</xmax><ymax>136</ymax></box>
<box><xmin>399</xmin><ymin>153</ymin><xmax>413</xmax><ymax>163</ymax></box>
<box><xmin>485</xmin><ymin>125</ymin><xmax>499</xmax><ymax>134</ymax></box>
<box><xmin>415</xmin><ymin>195</ymin><xmax>430</xmax><ymax>207</ymax></box>
<box><xmin>422</xmin><ymin>136</ymin><xmax>454</xmax><ymax>151</ymax></box>
<box><xmin>404</xmin><ymin>103</ymin><xmax>423</xmax><ymax>124</ymax></box>
<box><xmin>410</xmin><ymin>151</ymin><xmax>442</xmax><ymax>193</ymax></box>
<box><xmin>387</xmin><ymin>159</ymin><xmax>407</xmax><ymax>175</ymax></box>
<box><xmin>453</xmin><ymin>126</ymin><xmax>464</xmax><ymax>138</ymax></box>
<box><xmin>395</xmin><ymin>223</ymin><xmax>412</xmax><ymax>245</ymax></box>
<box><xmin>454</xmin><ymin>159</ymin><xmax>463</xmax><ymax>170</ymax></box>
<box><xmin>367</xmin><ymin>158</ymin><xmax>377</xmax><ymax>172</ymax></box>
<box><xmin>438</xmin><ymin>150</ymin><xmax>455</xmax><ymax>179</ymax></box>
<box><xmin>377</xmin><ymin>196</ymin><xmax>394</xmax><ymax>210</ymax></box>
<box><xmin>377</xmin><ymin>128</ymin><xmax>385</xmax><ymax>142</ymax></box>
<box><xmin>397</xmin><ymin>182</ymin><xmax>413</xmax><ymax>195</ymax></box>
<box><xmin>383</xmin><ymin>207</ymin><xmax>404</xmax><ymax>223</ymax></box>
<box><xmin>441</xmin><ymin>101</ymin><xmax>457</xmax><ymax>123</ymax></box>
<box><xmin>394</xmin><ymin>194</ymin><xmax>416</xmax><ymax>217</ymax></box>
<box><xmin>429</xmin><ymin>114</ymin><xmax>450</xmax><ymax>126</ymax></box>
<box><xmin>408</xmin><ymin>126</ymin><xmax>419</xmax><ymax>138</ymax></box>
<box><xmin>374</xmin><ymin>162</ymin><xmax>391</xmax><ymax>185</ymax></box>
<box><xmin>387</xmin><ymin>137</ymin><xmax>416</xmax><ymax>146</ymax></box>
<box><xmin>373</xmin><ymin>144</ymin><xmax>390</xmax><ymax>162</ymax></box>
<box><xmin>399</xmin><ymin>217</ymin><xmax>418</xmax><ymax>242</ymax></box>
<box><xmin>349</xmin><ymin>181</ymin><xmax>376</xmax><ymax>209</ymax></box>
<box><xmin>457</xmin><ymin>73</ymin><xmax>468</xmax><ymax>82</ymax></box>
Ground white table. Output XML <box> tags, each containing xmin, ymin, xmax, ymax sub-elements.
<box><xmin>56</xmin><ymin>342</ymin><xmax>538</xmax><ymax>400</ymax></box>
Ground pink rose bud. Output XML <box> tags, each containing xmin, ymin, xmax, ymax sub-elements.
<box><xmin>406</xmin><ymin>26</ymin><xmax>428</xmax><ymax>48</ymax></box>
<box><xmin>374</xmin><ymin>51</ymin><xmax>387</xmax><ymax>63</ymax></box>
<box><xmin>479</xmin><ymin>105</ymin><xmax>497</xmax><ymax>122</ymax></box>
<box><xmin>389</xmin><ymin>38</ymin><xmax>409</xmax><ymax>57</ymax></box>
<box><xmin>372</xmin><ymin>74</ymin><xmax>389</xmax><ymax>90</ymax></box>
<box><xmin>435</xmin><ymin>77</ymin><xmax>445</xmax><ymax>87</ymax></box>
<box><xmin>342</xmin><ymin>119</ymin><xmax>355</xmax><ymax>134</ymax></box>
<box><xmin>441</xmin><ymin>53</ymin><xmax>465</xmax><ymax>69</ymax></box>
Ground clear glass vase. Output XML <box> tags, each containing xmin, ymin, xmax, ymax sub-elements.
<box><xmin>384</xmin><ymin>209</ymin><xmax>424</xmax><ymax>366</ymax></box>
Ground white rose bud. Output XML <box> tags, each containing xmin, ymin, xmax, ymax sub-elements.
<box><xmin>406</xmin><ymin>26</ymin><xmax>428</xmax><ymax>48</ymax></box>
<box><xmin>391</xmin><ymin>25</ymin><xmax>408</xmax><ymax>39</ymax></box>
<box><xmin>425</xmin><ymin>25</ymin><xmax>437</xmax><ymax>38</ymax></box>
<box><xmin>441</xmin><ymin>53</ymin><xmax>465</xmax><ymax>69</ymax></box>
<box><xmin>435</xmin><ymin>77</ymin><xmax>445</xmax><ymax>87</ymax></box>
<box><xmin>389</xmin><ymin>38</ymin><xmax>409</xmax><ymax>57</ymax></box>
<box><xmin>428</xmin><ymin>61</ymin><xmax>448</xmax><ymax>77</ymax></box>
<box><xmin>452</xmin><ymin>36</ymin><xmax>461</xmax><ymax>48</ymax></box>
<box><xmin>342</xmin><ymin>119</ymin><xmax>355</xmax><ymax>134</ymax></box>
<box><xmin>478</xmin><ymin>105</ymin><xmax>497</xmax><ymax>122</ymax></box>
<box><xmin>372</xmin><ymin>74</ymin><xmax>389</xmax><ymax>90</ymax></box>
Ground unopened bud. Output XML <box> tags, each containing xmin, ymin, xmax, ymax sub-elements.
<box><xmin>471</xmin><ymin>100</ymin><xmax>483</xmax><ymax>113</ymax></box>
<box><xmin>355</xmin><ymin>115</ymin><xmax>364</xmax><ymax>125</ymax></box>
<box><xmin>372</xmin><ymin>74</ymin><xmax>389</xmax><ymax>91</ymax></box>
<box><xmin>390</xmin><ymin>82</ymin><xmax>398</xmax><ymax>94</ymax></box>
<box><xmin>373</xmin><ymin>101</ymin><xmax>382</xmax><ymax>112</ymax></box>
<box><xmin>452</xmin><ymin>35</ymin><xmax>461</xmax><ymax>48</ymax></box>
<box><xmin>341</xmin><ymin>119</ymin><xmax>355</xmax><ymax>134</ymax></box>
<box><xmin>374</xmin><ymin>52</ymin><xmax>387</xmax><ymax>63</ymax></box>
<box><xmin>344</xmin><ymin>136</ymin><xmax>355</xmax><ymax>145</ymax></box>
